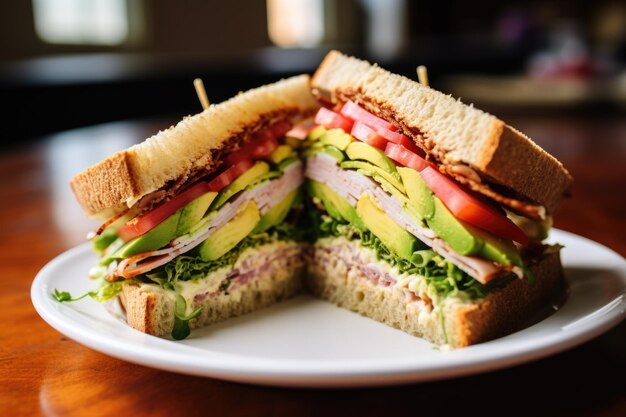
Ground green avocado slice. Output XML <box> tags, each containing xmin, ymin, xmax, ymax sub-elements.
<box><xmin>356</xmin><ymin>194</ymin><xmax>418</xmax><ymax>260</ymax></box>
<box><xmin>198</xmin><ymin>201</ymin><xmax>260</xmax><ymax>261</ymax></box>
<box><xmin>115</xmin><ymin>210</ymin><xmax>182</xmax><ymax>258</ymax></box>
<box><xmin>345</xmin><ymin>141</ymin><xmax>399</xmax><ymax>179</ymax></box>
<box><xmin>307</xmin><ymin>180</ymin><xmax>366</xmax><ymax>230</ymax></box>
<box><xmin>252</xmin><ymin>188</ymin><xmax>300</xmax><ymax>233</ymax></box>
<box><xmin>340</xmin><ymin>160</ymin><xmax>406</xmax><ymax>195</ymax></box>
<box><xmin>319</xmin><ymin>129</ymin><xmax>354</xmax><ymax>150</ymax></box>
<box><xmin>397</xmin><ymin>167</ymin><xmax>435</xmax><ymax>220</ymax></box>
<box><xmin>211</xmin><ymin>161</ymin><xmax>270</xmax><ymax>210</ymax></box>
<box><xmin>176</xmin><ymin>191</ymin><xmax>217</xmax><ymax>236</ymax></box>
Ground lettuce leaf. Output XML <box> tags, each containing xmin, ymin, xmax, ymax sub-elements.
<box><xmin>53</xmin><ymin>279</ymin><xmax>123</xmax><ymax>303</ymax></box>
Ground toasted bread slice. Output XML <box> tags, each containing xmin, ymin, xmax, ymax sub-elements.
<box><xmin>306</xmin><ymin>237</ymin><xmax>564</xmax><ymax>348</ymax></box>
<box><xmin>311</xmin><ymin>51</ymin><xmax>572</xmax><ymax>215</ymax></box>
<box><xmin>70</xmin><ymin>75</ymin><xmax>319</xmax><ymax>216</ymax></box>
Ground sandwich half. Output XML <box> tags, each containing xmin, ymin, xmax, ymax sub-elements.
<box><xmin>66</xmin><ymin>75</ymin><xmax>319</xmax><ymax>339</ymax></box>
<box><xmin>302</xmin><ymin>51</ymin><xmax>572</xmax><ymax>347</ymax></box>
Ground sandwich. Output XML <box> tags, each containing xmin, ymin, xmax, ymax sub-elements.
<box><xmin>60</xmin><ymin>75</ymin><xmax>320</xmax><ymax>339</ymax></box>
<box><xmin>55</xmin><ymin>51</ymin><xmax>572</xmax><ymax>348</ymax></box>
<box><xmin>302</xmin><ymin>50</ymin><xmax>572</xmax><ymax>347</ymax></box>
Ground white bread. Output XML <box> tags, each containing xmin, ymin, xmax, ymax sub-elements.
<box><xmin>70</xmin><ymin>75</ymin><xmax>319</xmax><ymax>216</ymax></box>
<box><xmin>306</xmin><ymin>237</ymin><xmax>564</xmax><ymax>348</ymax></box>
<box><xmin>119</xmin><ymin>242</ymin><xmax>306</xmax><ymax>336</ymax></box>
<box><xmin>311</xmin><ymin>51</ymin><xmax>573</xmax><ymax>214</ymax></box>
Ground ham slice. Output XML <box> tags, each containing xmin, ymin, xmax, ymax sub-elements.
<box><xmin>113</xmin><ymin>162</ymin><xmax>304</xmax><ymax>279</ymax></box>
<box><xmin>305</xmin><ymin>153</ymin><xmax>509</xmax><ymax>284</ymax></box>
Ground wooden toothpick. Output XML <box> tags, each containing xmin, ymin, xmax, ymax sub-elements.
<box><xmin>193</xmin><ymin>78</ymin><xmax>210</xmax><ymax>110</ymax></box>
<box><xmin>416</xmin><ymin>65</ymin><xmax>429</xmax><ymax>87</ymax></box>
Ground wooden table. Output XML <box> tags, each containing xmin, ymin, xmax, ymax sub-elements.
<box><xmin>2</xmin><ymin>115</ymin><xmax>625</xmax><ymax>416</ymax></box>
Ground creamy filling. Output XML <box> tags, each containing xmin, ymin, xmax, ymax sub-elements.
<box><xmin>178</xmin><ymin>241</ymin><xmax>304</xmax><ymax>305</ymax></box>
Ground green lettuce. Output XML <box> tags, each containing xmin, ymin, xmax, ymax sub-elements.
<box><xmin>53</xmin><ymin>279</ymin><xmax>123</xmax><ymax>303</ymax></box>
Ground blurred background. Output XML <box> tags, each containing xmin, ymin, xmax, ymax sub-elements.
<box><xmin>1</xmin><ymin>0</ymin><xmax>625</xmax><ymax>145</ymax></box>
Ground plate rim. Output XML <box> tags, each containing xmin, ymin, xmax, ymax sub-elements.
<box><xmin>31</xmin><ymin>229</ymin><xmax>626</xmax><ymax>387</ymax></box>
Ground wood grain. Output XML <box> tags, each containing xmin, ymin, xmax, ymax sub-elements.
<box><xmin>1</xmin><ymin>116</ymin><xmax>624</xmax><ymax>417</ymax></box>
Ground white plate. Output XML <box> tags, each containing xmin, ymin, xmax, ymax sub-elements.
<box><xmin>31</xmin><ymin>229</ymin><xmax>626</xmax><ymax>387</ymax></box>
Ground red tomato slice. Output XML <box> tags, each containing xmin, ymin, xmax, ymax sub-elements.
<box><xmin>118</xmin><ymin>181</ymin><xmax>212</xmax><ymax>241</ymax></box>
<box><xmin>384</xmin><ymin>142</ymin><xmax>433</xmax><ymax>171</ymax></box>
<box><xmin>225</xmin><ymin>128</ymin><xmax>279</xmax><ymax>165</ymax></box>
<box><xmin>350</xmin><ymin>121</ymin><xmax>388</xmax><ymax>149</ymax></box>
<box><xmin>375</xmin><ymin>127</ymin><xmax>425</xmax><ymax>156</ymax></box>
<box><xmin>340</xmin><ymin>100</ymin><xmax>397</xmax><ymax>132</ymax></box>
<box><xmin>207</xmin><ymin>159</ymin><xmax>254</xmax><ymax>192</ymax></box>
<box><xmin>420</xmin><ymin>166</ymin><xmax>528</xmax><ymax>244</ymax></box>
<box><xmin>314</xmin><ymin>107</ymin><xmax>354</xmax><ymax>132</ymax></box>
<box><xmin>268</xmin><ymin>120</ymin><xmax>293</xmax><ymax>138</ymax></box>
<box><xmin>251</xmin><ymin>131</ymin><xmax>279</xmax><ymax>158</ymax></box>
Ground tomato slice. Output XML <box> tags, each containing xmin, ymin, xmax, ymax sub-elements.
<box><xmin>268</xmin><ymin>120</ymin><xmax>293</xmax><ymax>138</ymax></box>
<box><xmin>420</xmin><ymin>166</ymin><xmax>528</xmax><ymax>244</ymax></box>
<box><xmin>225</xmin><ymin>128</ymin><xmax>279</xmax><ymax>165</ymax></box>
<box><xmin>350</xmin><ymin>121</ymin><xmax>388</xmax><ymax>149</ymax></box>
<box><xmin>314</xmin><ymin>107</ymin><xmax>354</xmax><ymax>132</ymax></box>
<box><xmin>118</xmin><ymin>181</ymin><xmax>212</xmax><ymax>241</ymax></box>
<box><xmin>251</xmin><ymin>131</ymin><xmax>279</xmax><ymax>159</ymax></box>
<box><xmin>340</xmin><ymin>100</ymin><xmax>397</xmax><ymax>132</ymax></box>
<box><xmin>384</xmin><ymin>142</ymin><xmax>433</xmax><ymax>171</ymax></box>
<box><xmin>207</xmin><ymin>159</ymin><xmax>254</xmax><ymax>192</ymax></box>
<box><xmin>375</xmin><ymin>127</ymin><xmax>424</xmax><ymax>156</ymax></box>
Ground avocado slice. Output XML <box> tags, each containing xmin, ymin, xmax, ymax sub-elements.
<box><xmin>428</xmin><ymin>198</ymin><xmax>483</xmax><ymax>256</ymax></box>
<box><xmin>277</xmin><ymin>156</ymin><xmax>300</xmax><ymax>172</ymax></box>
<box><xmin>211</xmin><ymin>161</ymin><xmax>270</xmax><ymax>210</ymax></box>
<box><xmin>345</xmin><ymin>142</ymin><xmax>399</xmax><ymax>179</ymax></box>
<box><xmin>306</xmin><ymin>181</ymin><xmax>343</xmax><ymax>221</ymax></box>
<box><xmin>397</xmin><ymin>167</ymin><xmax>435</xmax><ymax>220</ymax></box>
<box><xmin>318</xmin><ymin>145</ymin><xmax>346</xmax><ymax>162</ymax></box>
<box><xmin>319</xmin><ymin>129</ymin><xmax>353</xmax><ymax>150</ymax></box>
<box><xmin>98</xmin><ymin>237</ymin><xmax>125</xmax><ymax>266</ymax></box>
<box><xmin>269</xmin><ymin>145</ymin><xmax>295</xmax><ymax>164</ymax></box>
<box><xmin>308</xmin><ymin>180</ymin><xmax>366</xmax><ymax>230</ymax></box>
<box><xmin>356</xmin><ymin>194</ymin><xmax>418</xmax><ymax>260</ymax></box>
<box><xmin>92</xmin><ymin>227</ymin><xmax>119</xmax><ymax>253</ymax></box>
<box><xmin>464</xmin><ymin>223</ymin><xmax>523</xmax><ymax>266</ymax></box>
<box><xmin>340</xmin><ymin>160</ymin><xmax>406</xmax><ymax>196</ymax></box>
<box><xmin>307</xmin><ymin>125</ymin><xmax>327</xmax><ymax>141</ymax></box>
<box><xmin>115</xmin><ymin>210</ymin><xmax>182</xmax><ymax>258</ymax></box>
<box><xmin>253</xmin><ymin>188</ymin><xmax>299</xmax><ymax>233</ymax></box>
<box><xmin>198</xmin><ymin>201</ymin><xmax>261</xmax><ymax>261</ymax></box>
<box><xmin>176</xmin><ymin>191</ymin><xmax>217</xmax><ymax>236</ymax></box>
<box><xmin>248</xmin><ymin>171</ymin><xmax>282</xmax><ymax>189</ymax></box>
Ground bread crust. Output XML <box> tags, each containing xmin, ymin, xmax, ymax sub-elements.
<box><xmin>71</xmin><ymin>75</ymin><xmax>319</xmax><ymax>216</ymax></box>
<box><xmin>306</xmin><ymin>238</ymin><xmax>564</xmax><ymax>348</ymax></box>
<box><xmin>311</xmin><ymin>50</ymin><xmax>573</xmax><ymax>214</ymax></box>
<box><xmin>448</xmin><ymin>251</ymin><xmax>564</xmax><ymax>346</ymax></box>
